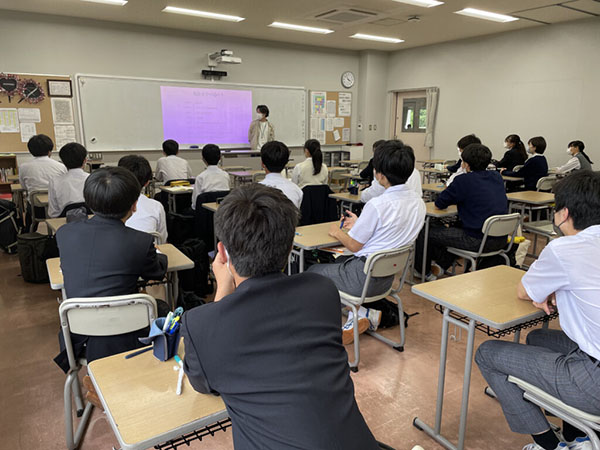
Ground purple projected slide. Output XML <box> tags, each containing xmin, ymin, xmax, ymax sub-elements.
<box><xmin>160</xmin><ymin>86</ymin><xmax>252</xmax><ymax>145</ymax></box>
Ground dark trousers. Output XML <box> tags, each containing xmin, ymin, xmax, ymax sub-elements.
<box><xmin>414</xmin><ymin>223</ymin><xmax>506</xmax><ymax>272</ymax></box>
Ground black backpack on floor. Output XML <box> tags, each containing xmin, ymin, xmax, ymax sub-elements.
<box><xmin>17</xmin><ymin>232</ymin><xmax>59</xmax><ymax>283</ymax></box>
<box><xmin>176</xmin><ymin>238</ymin><xmax>213</xmax><ymax>298</ymax></box>
<box><xmin>0</xmin><ymin>199</ymin><xmax>21</xmax><ymax>254</ymax></box>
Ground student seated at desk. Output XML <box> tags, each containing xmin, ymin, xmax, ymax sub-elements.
<box><xmin>497</xmin><ymin>134</ymin><xmax>528</xmax><ymax>172</ymax></box>
<box><xmin>309</xmin><ymin>140</ymin><xmax>426</xmax><ymax>343</ymax></box>
<box><xmin>190</xmin><ymin>144</ymin><xmax>230</xmax><ymax>210</ymax></box>
<box><xmin>555</xmin><ymin>140</ymin><xmax>593</xmax><ymax>174</ymax></box>
<box><xmin>118</xmin><ymin>155</ymin><xmax>168</xmax><ymax>244</ymax></box>
<box><xmin>445</xmin><ymin>134</ymin><xmax>481</xmax><ymax>188</ymax></box>
<box><xmin>155</xmin><ymin>139</ymin><xmax>193</xmax><ymax>182</ymax></box>
<box><xmin>19</xmin><ymin>134</ymin><xmax>67</xmax><ymax>193</ymax></box>
<box><xmin>501</xmin><ymin>136</ymin><xmax>549</xmax><ymax>191</ymax></box>
<box><xmin>182</xmin><ymin>183</ymin><xmax>379</xmax><ymax>450</ymax></box>
<box><xmin>291</xmin><ymin>139</ymin><xmax>329</xmax><ymax>188</ymax></box>
<box><xmin>48</xmin><ymin>143</ymin><xmax>89</xmax><ymax>218</ymax></box>
<box><xmin>360</xmin><ymin>144</ymin><xmax>421</xmax><ymax>202</ymax></box>
<box><xmin>414</xmin><ymin>144</ymin><xmax>508</xmax><ymax>280</ymax></box>
<box><xmin>359</xmin><ymin>140</ymin><xmax>385</xmax><ymax>183</ymax></box>
<box><xmin>475</xmin><ymin>170</ymin><xmax>600</xmax><ymax>450</ymax></box>
<box><xmin>54</xmin><ymin>167</ymin><xmax>167</xmax><ymax>376</ymax></box>
<box><xmin>259</xmin><ymin>141</ymin><xmax>303</xmax><ymax>208</ymax></box>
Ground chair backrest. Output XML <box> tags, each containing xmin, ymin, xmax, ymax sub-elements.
<box><xmin>59</xmin><ymin>294</ymin><xmax>157</xmax><ymax>369</ymax></box>
<box><xmin>357</xmin><ymin>161</ymin><xmax>369</xmax><ymax>173</ymax></box>
<box><xmin>148</xmin><ymin>230</ymin><xmax>163</xmax><ymax>245</ymax></box>
<box><xmin>252</xmin><ymin>172</ymin><xmax>266</xmax><ymax>183</ymax></box>
<box><xmin>444</xmin><ymin>159</ymin><xmax>457</xmax><ymax>167</ymax></box>
<box><xmin>512</xmin><ymin>165</ymin><xmax>524</xmax><ymax>173</ymax></box>
<box><xmin>481</xmin><ymin>213</ymin><xmax>521</xmax><ymax>238</ymax></box>
<box><xmin>29</xmin><ymin>190</ymin><xmax>48</xmax><ymax>207</ymax></box>
<box><xmin>536</xmin><ymin>175</ymin><xmax>557</xmax><ymax>192</ymax></box>
<box><xmin>329</xmin><ymin>169</ymin><xmax>347</xmax><ymax>182</ymax></box>
<box><xmin>299</xmin><ymin>185</ymin><xmax>337</xmax><ymax>226</ymax></box>
<box><xmin>364</xmin><ymin>245</ymin><xmax>413</xmax><ymax>278</ymax></box>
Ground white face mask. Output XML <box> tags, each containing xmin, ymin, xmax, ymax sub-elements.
<box><xmin>527</xmin><ymin>147</ymin><xmax>534</xmax><ymax>154</ymax></box>
<box><xmin>566</xmin><ymin>148</ymin><xmax>573</xmax><ymax>155</ymax></box>
<box><xmin>504</xmin><ymin>142</ymin><xmax>510</xmax><ymax>149</ymax></box>
<box><xmin>256</xmin><ymin>113</ymin><xmax>264</xmax><ymax>120</ymax></box>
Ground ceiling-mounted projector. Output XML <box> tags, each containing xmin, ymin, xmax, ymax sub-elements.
<box><xmin>208</xmin><ymin>49</ymin><xmax>242</xmax><ymax>67</ymax></box>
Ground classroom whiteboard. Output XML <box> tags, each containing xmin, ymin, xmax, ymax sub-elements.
<box><xmin>75</xmin><ymin>74</ymin><xmax>306</xmax><ymax>151</ymax></box>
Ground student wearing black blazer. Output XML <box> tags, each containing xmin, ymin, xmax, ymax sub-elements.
<box><xmin>501</xmin><ymin>136</ymin><xmax>549</xmax><ymax>191</ymax></box>
<box><xmin>359</xmin><ymin>139</ymin><xmax>386</xmax><ymax>182</ymax></box>
<box><xmin>54</xmin><ymin>167</ymin><xmax>167</xmax><ymax>372</ymax></box>
<box><xmin>182</xmin><ymin>184</ymin><xmax>379</xmax><ymax>450</ymax></box>
<box><xmin>497</xmin><ymin>134</ymin><xmax>528</xmax><ymax>171</ymax></box>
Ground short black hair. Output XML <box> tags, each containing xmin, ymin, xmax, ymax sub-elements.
<box><xmin>84</xmin><ymin>167</ymin><xmax>141</xmax><ymax>220</ymax></box>
<box><xmin>27</xmin><ymin>134</ymin><xmax>54</xmax><ymax>157</ymax></box>
<box><xmin>162</xmin><ymin>139</ymin><xmax>179</xmax><ymax>156</ymax></box>
<box><xmin>261</xmin><ymin>141</ymin><xmax>289</xmax><ymax>173</ymax></box>
<box><xmin>118</xmin><ymin>155</ymin><xmax>152</xmax><ymax>187</ymax></box>
<box><xmin>215</xmin><ymin>184</ymin><xmax>299</xmax><ymax>277</ymax></box>
<box><xmin>373</xmin><ymin>139</ymin><xmax>387</xmax><ymax>151</ymax></box>
<box><xmin>256</xmin><ymin>105</ymin><xmax>269</xmax><ymax>117</ymax></box>
<box><xmin>202</xmin><ymin>144</ymin><xmax>221</xmax><ymax>166</ymax></box>
<box><xmin>554</xmin><ymin>170</ymin><xmax>600</xmax><ymax>230</ymax></box>
<box><xmin>528</xmin><ymin>136</ymin><xmax>546</xmax><ymax>154</ymax></box>
<box><xmin>457</xmin><ymin>134</ymin><xmax>481</xmax><ymax>151</ymax></box>
<box><xmin>59</xmin><ymin>143</ymin><xmax>87</xmax><ymax>169</ymax></box>
<box><xmin>373</xmin><ymin>140</ymin><xmax>415</xmax><ymax>186</ymax></box>
<box><xmin>568</xmin><ymin>140</ymin><xmax>585</xmax><ymax>152</ymax></box>
<box><xmin>461</xmin><ymin>144</ymin><xmax>492</xmax><ymax>171</ymax></box>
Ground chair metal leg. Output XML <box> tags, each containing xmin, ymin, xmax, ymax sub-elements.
<box><xmin>71</xmin><ymin>374</ymin><xmax>84</xmax><ymax>417</ymax></box>
<box><xmin>366</xmin><ymin>292</ymin><xmax>406</xmax><ymax>352</ymax></box>
<box><xmin>349</xmin><ymin>303</ymin><xmax>360</xmax><ymax>372</ymax></box>
<box><xmin>64</xmin><ymin>369</ymin><xmax>94</xmax><ymax>450</ymax></box>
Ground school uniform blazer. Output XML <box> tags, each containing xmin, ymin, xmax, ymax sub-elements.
<box><xmin>55</xmin><ymin>215</ymin><xmax>167</xmax><ymax>368</ymax></box>
<box><xmin>497</xmin><ymin>148</ymin><xmax>527</xmax><ymax>171</ymax></box>
<box><xmin>182</xmin><ymin>272</ymin><xmax>379</xmax><ymax>450</ymax></box>
<box><xmin>503</xmin><ymin>154</ymin><xmax>548</xmax><ymax>191</ymax></box>
<box><xmin>247</xmin><ymin>119</ymin><xmax>275</xmax><ymax>150</ymax></box>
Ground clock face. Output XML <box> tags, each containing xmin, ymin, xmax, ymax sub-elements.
<box><xmin>18</xmin><ymin>79</ymin><xmax>45</xmax><ymax>104</ymax></box>
<box><xmin>341</xmin><ymin>71</ymin><xmax>355</xmax><ymax>89</ymax></box>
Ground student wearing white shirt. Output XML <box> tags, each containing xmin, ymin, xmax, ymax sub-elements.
<box><xmin>155</xmin><ymin>139</ymin><xmax>193</xmax><ymax>182</ymax></box>
<box><xmin>248</xmin><ymin>105</ymin><xmax>275</xmax><ymax>150</ymax></box>
<box><xmin>291</xmin><ymin>139</ymin><xmax>329</xmax><ymax>188</ymax></box>
<box><xmin>445</xmin><ymin>134</ymin><xmax>481</xmax><ymax>188</ymax></box>
<box><xmin>360</xmin><ymin>166</ymin><xmax>422</xmax><ymax>202</ymax></box>
<box><xmin>475</xmin><ymin>170</ymin><xmax>600</xmax><ymax>450</ymax></box>
<box><xmin>259</xmin><ymin>141</ymin><xmax>303</xmax><ymax>209</ymax></box>
<box><xmin>308</xmin><ymin>141</ymin><xmax>426</xmax><ymax>344</ymax></box>
<box><xmin>191</xmin><ymin>144</ymin><xmax>230</xmax><ymax>210</ymax></box>
<box><xmin>48</xmin><ymin>143</ymin><xmax>89</xmax><ymax>217</ymax></box>
<box><xmin>119</xmin><ymin>155</ymin><xmax>168</xmax><ymax>244</ymax></box>
<box><xmin>555</xmin><ymin>140</ymin><xmax>593</xmax><ymax>174</ymax></box>
<box><xmin>19</xmin><ymin>134</ymin><xmax>67</xmax><ymax>193</ymax></box>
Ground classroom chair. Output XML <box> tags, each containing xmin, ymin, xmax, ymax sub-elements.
<box><xmin>357</xmin><ymin>160</ymin><xmax>369</xmax><ymax>174</ymax></box>
<box><xmin>328</xmin><ymin>168</ymin><xmax>348</xmax><ymax>193</ymax></box>
<box><xmin>448</xmin><ymin>213</ymin><xmax>521</xmax><ymax>273</ymax></box>
<box><xmin>339</xmin><ymin>245</ymin><xmax>413</xmax><ymax>372</ymax></box>
<box><xmin>58</xmin><ymin>294</ymin><xmax>157</xmax><ymax>450</ymax></box>
<box><xmin>508</xmin><ymin>376</ymin><xmax>600</xmax><ymax>450</ymax></box>
<box><xmin>509</xmin><ymin>176</ymin><xmax>557</xmax><ymax>222</ymax></box>
<box><xmin>194</xmin><ymin>190</ymin><xmax>230</xmax><ymax>252</ymax></box>
<box><xmin>512</xmin><ymin>164</ymin><xmax>524</xmax><ymax>172</ymax></box>
<box><xmin>28</xmin><ymin>189</ymin><xmax>48</xmax><ymax>232</ymax></box>
<box><xmin>299</xmin><ymin>185</ymin><xmax>337</xmax><ymax>226</ymax></box>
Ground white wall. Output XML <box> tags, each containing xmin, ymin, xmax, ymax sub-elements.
<box><xmin>387</xmin><ymin>17</ymin><xmax>600</xmax><ymax>169</ymax></box>
<box><xmin>0</xmin><ymin>10</ymin><xmax>360</xmax><ymax>171</ymax></box>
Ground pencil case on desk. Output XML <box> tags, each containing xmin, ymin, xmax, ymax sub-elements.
<box><xmin>139</xmin><ymin>317</ymin><xmax>180</xmax><ymax>362</ymax></box>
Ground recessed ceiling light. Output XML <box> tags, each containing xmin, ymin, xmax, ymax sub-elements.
<box><xmin>162</xmin><ymin>6</ymin><xmax>245</xmax><ymax>22</ymax></box>
<box><xmin>81</xmin><ymin>0</ymin><xmax>128</xmax><ymax>5</ymax></box>
<box><xmin>455</xmin><ymin>8</ymin><xmax>518</xmax><ymax>23</ymax></box>
<box><xmin>268</xmin><ymin>22</ymin><xmax>334</xmax><ymax>34</ymax></box>
<box><xmin>350</xmin><ymin>33</ymin><xmax>404</xmax><ymax>44</ymax></box>
<box><xmin>392</xmin><ymin>0</ymin><xmax>444</xmax><ymax>7</ymax></box>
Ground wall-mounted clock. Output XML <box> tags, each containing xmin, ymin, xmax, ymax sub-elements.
<box><xmin>17</xmin><ymin>78</ymin><xmax>45</xmax><ymax>104</ymax></box>
<box><xmin>0</xmin><ymin>73</ymin><xmax>19</xmax><ymax>103</ymax></box>
<box><xmin>341</xmin><ymin>71</ymin><xmax>355</xmax><ymax>89</ymax></box>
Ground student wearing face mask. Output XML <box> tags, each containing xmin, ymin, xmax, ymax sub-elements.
<box><xmin>445</xmin><ymin>134</ymin><xmax>481</xmax><ymax>187</ymax></box>
<box><xmin>497</xmin><ymin>134</ymin><xmax>528</xmax><ymax>171</ymax></box>
<box><xmin>500</xmin><ymin>136</ymin><xmax>549</xmax><ymax>191</ymax></box>
<box><xmin>248</xmin><ymin>104</ymin><xmax>275</xmax><ymax>150</ymax></box>
<box><xmin>555</xmin><ymin>140</ymin><xmax>593</xmax><ymax>174</ymax></box>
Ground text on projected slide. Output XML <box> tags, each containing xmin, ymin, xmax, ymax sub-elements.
<box><xmin>160</xmin><ymin>86</ymin><xmax>252</xmax><ymax>145</ymax></box>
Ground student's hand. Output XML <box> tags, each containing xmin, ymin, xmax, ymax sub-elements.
<box><xmin>342</xmin><ymin>210</ymin><xmax>358</xmax><ymax>230</ymax></box>
<box><xmin>328</xmin><ymin>222</ymin><xmax>341</xmax><ymax>238</ymax></box>
<box><xmin>212</xmin><ymin>247</ymin><xmax>235</xmax><ymax>301</ymax></box>
<box><xmin>533</xmin><ymin>293</ymin><xmax>556</xmax><ymax>315</ymax></box>
<box><xmin>499</xmin><ymin>168</ymin><xmax>506</xmax><ymax>174</ymax></box>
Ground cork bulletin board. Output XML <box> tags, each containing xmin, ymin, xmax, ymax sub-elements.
<box><xmin>0</xmin><ymin>73</ymin><xmax>74</xmax><ymax>153</ymax></box>
<box><xmin>309</xmin><ymin>90</ymin><xmax>352</xmax><ymax>145</ymax></box>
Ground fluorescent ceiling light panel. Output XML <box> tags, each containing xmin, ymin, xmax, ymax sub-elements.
<box><xmin>392</xmin><ymin>0</ymin><xmax>444</xmax><ymax>7</ymax></box>
<box><xmin>81</xmin><ymin>0</ymin><xmax>128</xmax><ymax>5</ymax></box>
<box><xmin>268</xmin><ymin>22</ymin><xmax>333</xmax><ymax>34</ymax></box>
<box><xmin>162</xmin><ymin>6</ymin><xmax>245</xmax><ymax>22</ymax></box>
<box><xmin>350</xmin><ymin>33</ymin><xmax>404</xmax><ymax>44</ymax></box>
<box><xmin>455</xmin><ymin>8</ymin><xmax>518</xmax><ymax>23</ymax></box>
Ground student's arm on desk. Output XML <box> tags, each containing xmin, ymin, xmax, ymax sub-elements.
<box><xmin>329</xmin><ymin>209</ymin><xmax>369</xmax><ymax>254</ymax></box>
<box><xmin>434</xmin><ymin>180</ymin><xmax>459</xmax><ymax>209</ymax></box>
<box><xmin>181</xmin><ymin>314</ymin><xmax>217</xmax><ymax>395</ymax></box>
<box><xmin>141</xmin><ymin>240</ymin><xmax>168</xmax><ymax>280</ymax></box>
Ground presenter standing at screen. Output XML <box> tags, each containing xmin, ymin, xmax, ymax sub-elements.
<box><xmin>248</xmin><ymin>105</ymin><xmax>275</xmax><ymax>150</ymax></box>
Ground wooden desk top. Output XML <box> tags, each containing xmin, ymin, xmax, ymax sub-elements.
<box><xmin>339</xmin><ymin>159</ymin><xmax>366</xmax><ymax>166</ymax></box>
<box><xmin>158</xmin><ymin>185</ymin><xmax>193</xmax><ymax>194</ymax></box>
<box><xmin>229</xmin><ymin>170</ymin><xmax>263</xmax><ymax>177</ymax></box>
<box><xmin>37</xmin><ymin>194</ymin><xmax>48</xmax><ymax>204</ymax></box>
<box><xmin>422</xmin><ymin>183</ymin><xmax>445</xmax><ymax>193</ymax></box>
<box><xmin>418</xmin><ymin>159</ymin><xmax>445</xmax><ymax>164</ymax></box>
<box><xmin>419</xmin><ymin>168</ymin><xmax>449</xmax><ymax>175</ymax></box>
<box><xmin>7</xmin><ymin>174</ymin><xmax>19</xmax><ymax>182</ymax></box>
<box><xmin>294</xmin><ymin>221</ymin><xmax>341</xmax><ymax>250</ymax></box>
<box><xmin>47</xmin><ymin>244</ymin><xmax>194</xmax><ymax>290</ymax></box>
<box><xmin>425</xmin><ymin>202</ymin><xmax>458</xmax><ymax>218</ymax></box>
<box><xmin>328</xmin><ymin>166</ymin><xmax>350</xmax><ymax>172</ymax></box>
<box><xmin>46</xmin><ymin>216</ymin><xmax>92</xmax><ymax>234</ymax></box>
<box><xmin>221</xmin><ymin>165</ymin><xmax>250</xmax><ymax>172</ymax></box>
<box><xmin>88</xmin><ymin>341</ymin><xmax>227</xmax><ymax>449</ymax></box>
<box><xmin>329</xmin><ymin>192</ymin><xmax>362</xmax><ymax>203</ymax></box>
<box><xmin>202</xmin><ymin>202</ymin><xmax>219</xmax><ymax>213</ymax></box>
<box><xmin>412</xmin><ymin>265</ymin><xmax>545</xmax><ymax>329</ymax></box>
<box><xmin>502</xmin><ymin>175</ymin><xmax>523</xmax><ymax>182</ymax></box>
<box><xmin>10</xmin><ymin>183</ymin><xmax>23</xmax><ymax>192</ymax></box>
<box><xmin>506</xmin><ymin>191</ymin><xmax>555</xmax><ymax>205</ymax></box>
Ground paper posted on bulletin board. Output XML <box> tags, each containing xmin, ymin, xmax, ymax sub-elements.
<box><xmin>309</xmin><ymin>91</ymin><xmax>351</xmax><ymax>145</ymax></box>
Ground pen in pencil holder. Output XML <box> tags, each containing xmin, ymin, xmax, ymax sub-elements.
<box><xmin>139</xmin><ymin>316</ymin><xmax>181</xmax><ymax>362</ymax></box>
